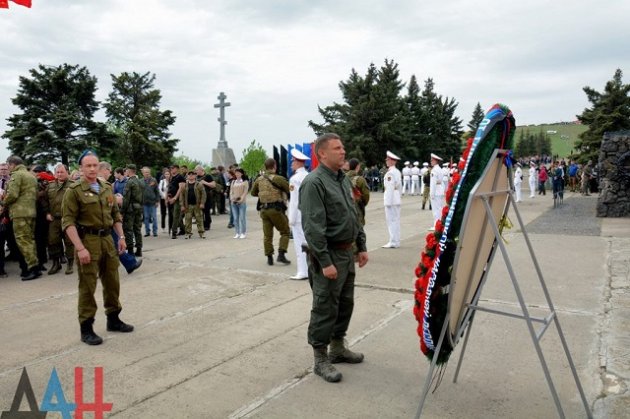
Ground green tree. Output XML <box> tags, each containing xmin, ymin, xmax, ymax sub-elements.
<box><xmin>240</xmin><ymin>140</ymin><xmax>268</xmax><ymax>179</ymax></box>
<box><xmin>172</xmin><ymin>154</ymin><xmax>205</xmax><ymax>171</ymax></box>
<box><xmin>104</xmin><ymin>71</ymin><xmax>179</xmax><ymax>168</ymax></box>
<box><xmin>309</xmin><ymin>59</ymin><xmax>406</xmax><ymax>165</ymax></box>
<box><xmin>2</xmin><ymin>63</ymin><xmax>113</xmax><ymax>166</ymax></box>
<box><xmin>466</xmin><ymin>102</ymin><xmax>484</xmax><ymax>138</ymax></box>
<box><xmin>576</xmin><ymin>69</ymin><xmax>630</xmax><ymax>163</ymax></box>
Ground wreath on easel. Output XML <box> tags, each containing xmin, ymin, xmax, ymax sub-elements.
<box><xmin>413</xmin><ymin>104</ymin><xmax>516</xmax><ymax>364</ymax></box>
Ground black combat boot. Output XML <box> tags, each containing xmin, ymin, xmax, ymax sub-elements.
<box><xmin>329</xmin><ymin>338</ymin><xmax>364</xmax><ymax>364</ymax></box>
<box><xmin>134</xmin><ymin>248</ymin><xmax>142</xmax><ymax>257</ymax></box>
<box><xmin>48</xmin><ymin>258</ymin><xmax>62</xmax><ymax>275</ymax></box>
<box><xmin>106</xmin><ymin>310</ymin><xmax>134</xmax><ymax>333</ymax></box>
<box><xmin>313</xmin><ymin>346</ymin><xmax>342</xmax><ymax>383</ymax></box>
<box><xmin>267</xmin><ymin>255</ymin><xmax>274</xmax><ymax>266</ymax></box>
<box><xmin>80</xmin><ymin>318</ymin><xmax>103</xmax><ymax>345</ymax></box>
<box><xmin>277</xmin><ymin>251</ymin><xmax>291</xmax><ymax>265</ymax></box>
<box><xmin>22</xmin><ymin>267</ymin><xmax>42</xmax><ymax>281</ymax></box>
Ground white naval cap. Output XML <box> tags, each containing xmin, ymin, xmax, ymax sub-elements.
<box><xmin>290</xmin><ymin>148</ymin><xmax>310</xmax><ymax>161</ymax></box>
<box><xmin>430</xmin><ymin>153</ymin><xmax>443</xmax><ymax>161</ymax></box>
<box><xmin>423</xmin><ymin>162</ymin><xmax>429</xmax><ymax>166</ymax></box>
<box><xmin>386</xmin><ymin>150</ymin><xmax>401</xmax><ymax>160</ymax></box>
<box><xmin>413</xmin><ymin>161</ymin><xmax>419</xmax><ymax>166</ymax></box>
<box><xmin>404</xmin><ymin>160</ymin><xmax>410</xmax><ymax>165</ymax></box>
<box><xmin>442</xmin><ymin>162</ymin><xmax>449</xmax><ymax>167</ymax></box>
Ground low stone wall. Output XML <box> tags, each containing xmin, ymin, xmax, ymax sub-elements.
<box><xmin>597</xmin><ymin>131</ymin><xmax>630</xmax><ymax>217</ymax></box>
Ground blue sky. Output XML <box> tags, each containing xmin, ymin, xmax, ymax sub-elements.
<box><xmin>1</xmin><ymin>0</ymin><xmax>628</xmax><ymax>163</ymax></box>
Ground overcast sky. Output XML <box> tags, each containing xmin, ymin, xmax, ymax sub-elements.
<box><xmin>1</xmin><ymin>0</ymin><xmax>628</xmax><ymax>164</ymax></box>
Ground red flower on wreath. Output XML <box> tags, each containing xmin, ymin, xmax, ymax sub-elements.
<box><xmin>425</xmin><ymin>233</ymin><xmax>438</xmax><ymax>250</ymax></box>
<box><xmin>441</xmin><ymin>205</ymin><xmax>450</xmax><ymax>219</ymax></box>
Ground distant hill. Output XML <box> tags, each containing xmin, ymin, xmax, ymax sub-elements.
<box><xmin>515</xmin><ymin>122</ymin><xmax>588</xmax><ymax>158</ymax></box>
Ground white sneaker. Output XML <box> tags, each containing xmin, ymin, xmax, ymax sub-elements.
<box><xmin>233</xmin><ymin>234</ymin><xmax>239</xmax><ymax>239</ymax></box>
<box><xmin>239</xmin><ymin>234</ymin><xmax>246</xmax><ymax>239</ymax></box>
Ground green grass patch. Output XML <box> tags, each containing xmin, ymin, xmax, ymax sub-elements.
<box><xmin>516</xmin><ymin>123</ymin><xmax>588</xmax><ymax>158</ymax></box>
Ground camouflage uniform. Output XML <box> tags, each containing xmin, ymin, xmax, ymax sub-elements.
<box><xmin>122</xmin><ymin>175</ymin><xmax>144</xmax><ymax>253</ymax></box>
<box><xmin>46</xmin><ymin>179</ymin><xmax>75</xmax><ymax>271</ymax></box>
<box><xmin>3</xmin><ymin>164</ymin><xmax>38</xmax><ymax>270</ymax></box>
<box><xmin>180</xmin><ymin>180</ymin><xmax>206</xmax><ymax>238</ymax></box>
<box><xmin>62</xmin><ymin>178</ymin><xmax>123</xmax><ymax>324</ymax></box>
<box><xmin>346</xmin><ymin>169</ymin><xmax>370</xmax><ymax>226</ymax></box>
<box><xmin>251</xmin><ymin>171</ymin><xmax>290</xmax><ymax>257</ymax></box>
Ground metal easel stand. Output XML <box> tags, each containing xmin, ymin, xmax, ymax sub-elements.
<box><xmin>415</xmin><ymin>191</ymin><xmax>592</xmax><ymax>419</ymax></box>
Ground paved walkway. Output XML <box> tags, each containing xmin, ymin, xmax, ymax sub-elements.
<box><xmin>0</xmin><ymin>191</ymin><xmax>627</xmax><ymax>418</ymax></box>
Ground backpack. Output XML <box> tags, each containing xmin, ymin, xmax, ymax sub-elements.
<box><xmin>350</xmin><ymin>176</ymin><xmax>362</xmax><ymax>201</ymax></box>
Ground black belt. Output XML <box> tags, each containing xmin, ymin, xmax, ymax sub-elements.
<box><xmin>82</xmin><ymin>227</ymin><xmax>111</xmax><ymax>237</ymax></box>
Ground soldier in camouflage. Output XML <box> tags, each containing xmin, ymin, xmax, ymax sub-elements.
<box><xmin>122</xmin><ymin>164</ymin><xmax>144</xmax><ymax>257</ymax></box>
<box><xmin>180</xmin><ymin>171</ymin><xmax>207</xmax><ymax>239</ymax></box>
<box><xmin>3</xmin><ymin>155</ymin><xmax>41</xmax><ymax>281</ymax></box>
<box><xmin>251</xmin><ymin>158</ymin><xmax>291</xmax><ymax>266</ymax></box>
<box><xmin>45</xmin><ymin>163</ymin><xmax>75</xmax><ymax>275</ymax></box>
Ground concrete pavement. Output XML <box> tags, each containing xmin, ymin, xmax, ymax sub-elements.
<box><xmin>0</xmin><ymin>190</ymin><xmax>627</xmax><ymax>418</ymax></box>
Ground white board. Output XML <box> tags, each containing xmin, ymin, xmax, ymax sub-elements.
<box><xmin>448</xmin><ymin>149</ymin><xmax>512</xmax><ymax>346</ymax></box>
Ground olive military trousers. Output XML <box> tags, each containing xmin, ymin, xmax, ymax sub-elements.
<box><xmin>13</xmin><ymin>217</ymin><xmax>38</xmax><ymax>270</ymax></box>
<box><xmin>48</xmin><ymin>218</ymin><xmax>74</xmax><ymax>259</ymax></box>
<box><xmin>123</xmin><ymin>209</ymin><xmax>143</xmax><ymax>250</ymax></box>
<box><xmin>260</xmin><ymin>208</ymin><xmax>290</xmax><ymax>256</ymax></box>
<box><xmin>77</xmin><ymin>235</ymin><xmax>122</xmax><ymax>324</ymax></box>
<box><xmin>184</xmin><ymin>206</ymin><xmax>204</xmax><ymax>235</ymax></box>
<box><xmin>307</xmin><ymin>247</ymin><xmax>356</xmax><ymax>348</ymax></box>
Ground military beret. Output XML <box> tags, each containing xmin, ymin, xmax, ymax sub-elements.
<box><xmin>78</xmin><ymin>149</ymin><xmax>97</xmax><ymax>165</ymax></box>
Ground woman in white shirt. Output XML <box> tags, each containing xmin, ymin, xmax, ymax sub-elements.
<box><xmin>229</xmin><ymin>168</ymin><xmax>249</xmax><ymax>239</ymax></box>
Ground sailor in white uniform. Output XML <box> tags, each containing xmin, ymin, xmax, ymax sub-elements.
<box><xmin>528</xmin><ymin>161</ymin><xmax>537</xmax><ymax>198</ymax></box>
<box><xmin>430</xmin><ymin>153</ymin><xmax>446</xmax><ymax>229</ymax></box>
<box><xmin>288</xmin><ymin>149</ymin><xmax>310</xmax><ymax>280</ymax></box>
<box><xmin>410</xmin><ymin>161</ymin><xmax>421</xmax><ymax>195</ymax></box>
<box><xmin>513</xmin><ymin>162</ymin><xmax>523</xmax><ymax>202</ymax></box>
<box><xmin>382</xmin><ymin>151</ymin><xmax>402</xmax><ymax>248</ymax></box>
<box><xmin>402</xmin><ymin>161</ymin><xmax>412</xmax><ymax>196</ymax></box>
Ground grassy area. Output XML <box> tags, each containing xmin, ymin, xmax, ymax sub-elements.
<box><xmin>516</xmin><ymin>123</ymin><xmax>588</xmax><ymax>159</ymax></box>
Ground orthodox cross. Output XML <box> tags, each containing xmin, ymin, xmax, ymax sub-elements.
<box><xmin>214</xmin><ymin>92</ymin><xmax>231</xmax><ymax>148</ymax></box>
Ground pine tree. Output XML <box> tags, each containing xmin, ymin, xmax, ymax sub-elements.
<box><xmin>576</xmin><ymin>69</ymin><xmax>630</xmax><ymax>163</ymax></box>
<box><xmin>2</xmin><ymin>63</ymin><xmax>113</xmax><ymax>166</ymax></box>
<box><xmin>466</xmin><ymin>102</ymin><xmax>484</xmax><ymax>137</ymax></box>
<box><xmin>104</xmin><ymin>71</ymin><xmax>179</xmax><ymax>168</ymax></box>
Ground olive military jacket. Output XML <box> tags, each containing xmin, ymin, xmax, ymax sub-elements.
<box><xmin>46</xmin><ymin>179</ymin><xmax>72</xmax><ymax>218</ymax></box>
<box><xmin>122</xmin><ymin>175</ymin><xmax>144</xmax><ymax>214</ymax></box>
<box><xmin>299</xmin><ymin>164</ymin><xmax>367</xmax><ymax>268</ymax></box>
<box><xmin>3</xmin><ymin>164</ymin><xmax>37</xmax><ymax>219</ymax></box>
<box><xmin>62</xmin><ymin>178</ymin><xmax>122</xmax><ymax>232</ymax></box>
<box><xmin>180</xmin><ymin>181</ymin><xmax>206</xmax><ymax>210</ymax></box>
<box><xmin>251</xmin><ymin>171</ymin><xmax>289</xmax><ymax>204</ymax></box>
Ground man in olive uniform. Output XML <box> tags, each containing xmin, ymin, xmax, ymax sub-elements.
<box><xmin>180</xmin><ymin>171</ymin><xmax>207</xmax><ymax>239</ymax></box>
<box><xmin>300</xmin><ymin>133</ymin><xmax>369</xmax><ymax>383</ymax></box>
<box><xmin>62</xmin><ymin>150</ymin><xmax>133</xmax><ymax>345</ymax></box>
<box><xmin>46</xmin><ymin>163</ymin><xmax>75</xmax><ymax>275</ymax></box>
<box><xmin>4</xmin><ymin>155</ymin><xmax>41</xmax><ymax>280</ymax></box>
<box><xmin>122</xmin><ymin>164</ymin><xmax>144</xmax><ymax>256</ymax></box>
<box><xmin>346</xmin><ymin>158</ymin><xmax>370</xmax><ymax>226</ymax></box>
<box><xmin>251</xmin><ymin>158</ymin><xmax>291</xmax><ymax>266</ymax></box>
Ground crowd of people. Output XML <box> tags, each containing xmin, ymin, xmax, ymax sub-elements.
<box><xmin>0</xmin><ymin>156</ymin><xmax>255</xmax><ymax>283</ymax></box>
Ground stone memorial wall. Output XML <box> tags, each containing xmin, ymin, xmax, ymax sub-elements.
<box><xmin>597</xmin><ymin>131</ymin><xmax>630</xmax><ymax>217</ymax></box>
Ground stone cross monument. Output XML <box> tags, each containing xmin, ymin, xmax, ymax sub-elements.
<box><xmin>211</xmin><ymin>92</ymin><xmax>236</xmax><ymax>167</ymax></box>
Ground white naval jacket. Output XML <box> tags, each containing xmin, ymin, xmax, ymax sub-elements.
<box><xmin>383</xmin><ymin>166</ymin><xmax>402</xmax><ymax>206</ymax></box>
